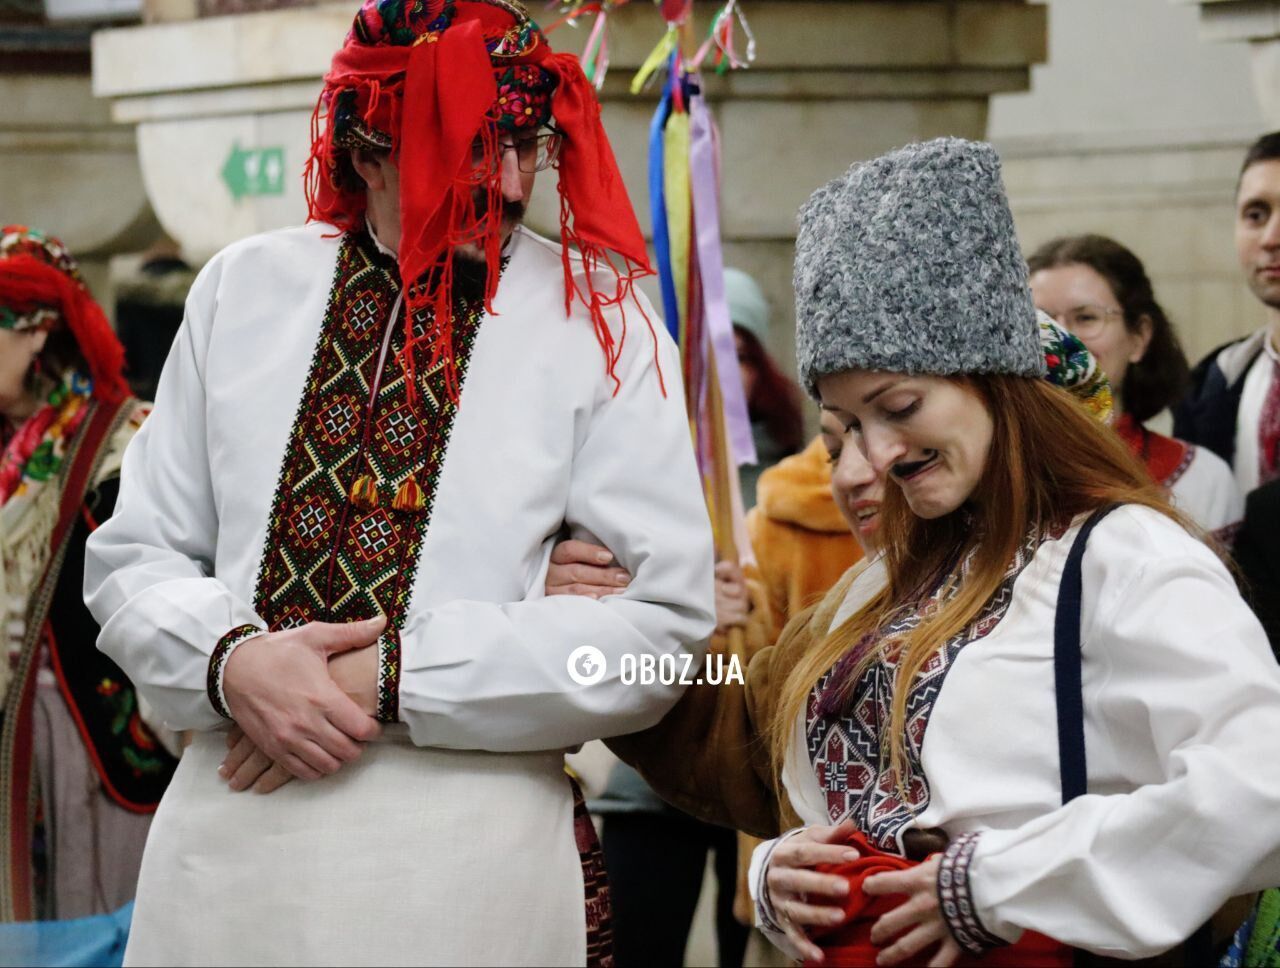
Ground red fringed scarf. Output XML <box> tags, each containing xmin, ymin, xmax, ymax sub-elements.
<box><xmin>304</xmin><ymin>3</ymin><xmax>659</xmax><ymax>403</ymax></box>
<box><xmin>0</xmin><ymin>255</ymin><xmax>128</xmax><ymax>405</ymax></box>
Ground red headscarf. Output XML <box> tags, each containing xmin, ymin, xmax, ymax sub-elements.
<box><xmin>305</xmin><ymin>0</ymin><xmax>656</xmax><ymax>400</ymax></box>
<box><xmin>0</xmin><ymin>226</ymin><xmax>128</xmax><ymax>405</ymax></box>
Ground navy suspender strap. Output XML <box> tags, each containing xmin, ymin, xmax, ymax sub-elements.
<box><xmin>1054</xmin><ymin>503</ymin><xmax>1213</xmax><ymax>966</ymax></box>
<box><xmin>1053</xmin><ymin>503</ymin><xmax>1119</xmax><ymax>806</ymax></box>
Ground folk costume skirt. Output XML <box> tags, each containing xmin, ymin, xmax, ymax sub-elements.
<box><xmin>124</xmin><ymin>727</ymin><xmax>588</xmax><ymax>966</ymax></box>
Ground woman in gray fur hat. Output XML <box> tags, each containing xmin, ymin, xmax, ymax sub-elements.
<box><xmin>598</xmin><ymin>138</ymin><xmax>1280</xmax><ymax>966</ymax></box>
<box><xmin>746</xmin><ymin>137</ymin><xmax>1280</xmax><ymax>966</ymax></box>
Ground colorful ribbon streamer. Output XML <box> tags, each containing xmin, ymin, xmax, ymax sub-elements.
<box><xmin>689</xmin><ymin>90</ymin><xmax>756</xmax><ymax>467</ymax></box>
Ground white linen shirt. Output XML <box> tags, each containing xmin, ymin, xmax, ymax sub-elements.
<box><xmin>1167</xmin><ymin>443</ymin><xmax>1242</xmax><ymax>532</ymax></box>
<box><xmin>1234</xmin><ymin>333</ymin><xmax>1280</xmax><ymax>495</ymax></box>
<box><xmin>83</xmin><ymin>220</ymin><xmax>717</xmax><ymax>747</ymax></box>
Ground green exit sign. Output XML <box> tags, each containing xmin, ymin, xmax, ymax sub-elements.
<box><xmin>222</xmin><ymin>144</ymin><xmax>286</xmax><ymax>200</ymax></box>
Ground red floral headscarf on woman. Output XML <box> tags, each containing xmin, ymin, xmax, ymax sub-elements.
<box><xmin>0</xmin><ymin>226</ymin><xmax>128</xmax><ymax>405</ymax></box>
<box><xmin>305</xmin><ymin>0</ymin><xmax>655</xmax><ymax>399</ymax></box>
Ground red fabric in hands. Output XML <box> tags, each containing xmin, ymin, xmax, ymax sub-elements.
<box><xmin>803</xmin><ymin>831</ymin><xmax>1070</xmax><ymax>968</ymax></box>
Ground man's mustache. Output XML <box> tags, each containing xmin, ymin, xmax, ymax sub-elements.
<box><xmin>473</xmin><ymin>195</ymin><xmax>527</xmax><ymax>225</ymax></box>
<box><xmin>891</xmin><ymin>449</ymin><xmax>939</xmax><ymax>479</ymax></box>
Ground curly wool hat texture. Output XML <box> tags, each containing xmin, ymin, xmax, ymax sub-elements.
<box><xmin>794</xmin><ymin>138</ymin><xmax>1044</xmax><ymax>396</ymax></box>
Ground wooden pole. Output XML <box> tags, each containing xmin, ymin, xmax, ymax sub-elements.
<box><xmin>706</xmin><ymin>351</ymin><xmax>747</xmax><ymax>656</ymax></box>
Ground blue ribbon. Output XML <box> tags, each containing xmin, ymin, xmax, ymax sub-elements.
<box><xmin>648</xmin><ymin>54</ymin><xmax>679</xmax><ymax>343</ymax></box>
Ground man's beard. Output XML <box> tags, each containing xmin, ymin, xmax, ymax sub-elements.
<box><xmin>453</xmin><ymin>196</ymin><xmax>527</xmax><ymax>262</ymax></box>
<box><xmin>445</xmin><ymin>198</ymin><xmax>523</xmax><ymax>298</ymax></box>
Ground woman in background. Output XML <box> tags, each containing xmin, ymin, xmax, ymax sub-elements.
<box><xmin>727</xmin><ymin>267</ymin><xmax>806</xmax><ymax>509</ymax></box>
<box><xmin>1029</xmin><ymin>233</ymin><xmax>1242</xmax><ymax>534</ymax></box>
<box><xmin>0</xmin><ymin>226</ymin><xmax>175</xmax><ymax>922</ymax></box>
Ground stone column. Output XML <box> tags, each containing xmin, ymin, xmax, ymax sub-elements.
<box><xmin>0</xmin><ymin>71</ymin><xmax>158</xmax><ymax>304</ymax></box>
<box><xmin>1180</xmin><ymin>0</ymin><xmax>1280</xmax><ymax>128</ymax></box>
<box><xmin>92</xmin><ymin>0</ymin><xmax>1046</xmax><ymax>372</ymax></box>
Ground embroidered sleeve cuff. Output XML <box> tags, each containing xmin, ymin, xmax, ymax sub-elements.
<box><xmin>207</xmin><ymin>624</ymin><xmax>267</xmax><ymax>720</ymax></box>
<box><xmin>938</xmin><ymin>831</ymin><xmax>1007</xmax><ymax>956</ymax></box>
<box><xmin>375</xmin><ymin>627</ymin><xmax>402</xmax><ymax>724</ymax></box>
<box><xmin>754</xmin><ymin>826</ymin><xmax>807</xmax><ymax>933</ymax></box>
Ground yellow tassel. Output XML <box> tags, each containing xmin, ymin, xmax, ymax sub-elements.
<box><xmin>392</xmin><ymin>478</ymin><xmax>425</xmax><ymax>513</ymax></box>
<box><xmin>350</xmin><ymin>475</ymin><xmax>379</xmax><ymax>510</ymax></box>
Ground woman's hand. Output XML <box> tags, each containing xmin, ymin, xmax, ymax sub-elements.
<box><xmin>863</xmin><ymin>855</ymin><xmax>961</xmax><ymax>967</ymax></box>
<box><xmin>764</xmin><ymin>819</ymin><xmax>859</xmax><ymax>963</ymax></box>
<box><xmin>714</xmin><ymin>560</ymin><xmax>751</xmax><ymax>632</ymax></box>
<box><xmin>545</xmin><ymin>540</ymin><xmax>631</xmax><ymax>599</ymax></box>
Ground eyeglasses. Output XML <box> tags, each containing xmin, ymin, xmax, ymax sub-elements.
<box><xmin>471</xmin><ymin>128</ymin><xmax>564</xmax><ymax>174</ymax></box>
<box><xmin>1044</xmin><ymin>304</ymin><xmax>1125</xmax><ymax>341</ymax></box>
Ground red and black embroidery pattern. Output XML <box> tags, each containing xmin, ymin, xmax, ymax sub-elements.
<box><xmin>251</xmin><ymin>232</ymin><xmax>484</xmax><ymax>721</ymax></box>
<box><xmin>375</xmin><ymin>629</ymin><xmax>401</xmax><ymax>723</ymax></box>
<box><xmin>806</xmin><ymin>527</ymin><xmax>1058</xmax><ymax>850</ymax></box>
<box><xmin>208</xmin><ymin>624</ymin><xmax>266</xmax><ymax>719</ymax></box>
<box><xmin>570</xmin><ymin>775</ymin><xmax>614</xmax><ymax>967</ymax></box>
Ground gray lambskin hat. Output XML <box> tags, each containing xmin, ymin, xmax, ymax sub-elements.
<box><xmin>793</xmin><ymin>137</ymin><xmax>1044</xmax><ymax>397</ymax></box>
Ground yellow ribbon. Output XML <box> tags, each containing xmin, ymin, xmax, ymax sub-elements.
<box><xmin>663</xmin><ymin>107</ymin><xmax>692</xmax><ymax>352</ymax></box>
<box><xmin>630</xmin><ymin>25</ymin><xmax>677</xmax><ymax>95</ymax></box>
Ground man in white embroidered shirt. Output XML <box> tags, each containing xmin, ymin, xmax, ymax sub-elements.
<box><xmin>82</xmin><ymin>2</ymin><xmax>715</xmax><ymax>964</ymax></box>
<box><xmin>1176</xmin><ymin>131</ymin><xmax>1280</xmax><ymax>493</ymax></box>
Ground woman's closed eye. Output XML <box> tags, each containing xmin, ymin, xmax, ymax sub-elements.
<box><xmin>885</xmin><ymin>399</ymin><xmax>921</xmax><ymax>421</ymax></box>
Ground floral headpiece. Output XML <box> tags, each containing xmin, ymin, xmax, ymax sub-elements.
<box><xmin>0</xmin><ymin>226</ymin><xmax>127</xmax><ymax>403</ymax></box>
<box><xmin>306</xmin><ymin>0</ymin><xmax>654</xmax><ymax>402</ymax></box>
<box><xmin>1038</xmin><ymin>311</ymin><xmax>1113</xmax><ymax>424</ymax></box>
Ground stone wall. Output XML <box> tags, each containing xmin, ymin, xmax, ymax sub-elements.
<box><xmin>0</xmin><ymin>72</ymin><xmax>158</xmax><ymax>302</ymax></box>
<box><xmin>991</xmin><ymin>0</ymin><xmax>1268</xmax><ymax>365</ymax></box>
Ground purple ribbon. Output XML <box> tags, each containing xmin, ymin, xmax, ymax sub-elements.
<box><xmin>688</xmin><ymin>86</ymin><xmax>756</xmax><ymax>467</ymax></box>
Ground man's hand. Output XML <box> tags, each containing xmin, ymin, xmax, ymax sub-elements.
<box><xmin>714</xmin><ymin>560</ymin><xmax>751</xmax><ymax>633</ymax></box>
<box><xmin>764</xmin><ymin>819</ymin><xmax>859</xmax><ymax>963</ymax></box>
<box><xmin>221</xmin><ymin>617</ymin><xmax>385</xmax><ymax>781</ymax></box>
<box><xmin>219</xmin><ymin>633</ymin><xmax>381</xmax><ymax>792</ymax></box>
<box><xmin>545</xmin><ymin>540</ymin><xmax>630</xmax><ymax>600</ymax></box>
<box><xmin>329</xmin><ymin>642</ymin><xmax>380</xmax><ymax>717</ymax></box>
<box><xmin>220</xmin><ymin>725</ymin><xmax>294</xmax><ymax>794</ymax></box>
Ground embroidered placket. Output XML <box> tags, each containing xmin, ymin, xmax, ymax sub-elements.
<box><xmin>806</xmin><ymin>526</ymin><xmax>1060</xmax><ymax>849</ymax></box>
<box><xmin>329</xmin><ymin>286</ymin><xmax>408</xmax><ymax>724</ymax></box>
<box><xmin>322</xmin><ymin>286</ymin><xmax>405</xmax><ymax>609</ymax></box>
<box><xmin>249</xmin><ymin>233</ymin><xmax>485</xmax><ymax>725</ymax></box>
